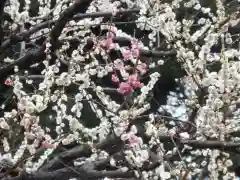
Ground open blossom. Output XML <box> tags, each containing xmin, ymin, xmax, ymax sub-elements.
<box><xmin>118</xmin><ymin>82</ymin><xmax>133</xmax><ymax>94</ymax></box>
<box><xmin>117</xmin><ymin>74</ymin><xmax>143</xmax><ymax>94</ymax></box>
<box><xmin>20</xmin><ymin>116</ymin><xmax>31</xmax><ymax>130</ymax></box>
<box><xmin>0</xmin><ymin>118</ymin><xmax>9</xmax><ymax>129</ymax></box>
<box><xmin>122</xmin><ymin>40</ymin><xmax>140</xmax><ymax>59</ymax></box>
<box><xmin>127</xmin><ymin>74</ymin><xmax>143</xmax><ymax>88</ymax></box>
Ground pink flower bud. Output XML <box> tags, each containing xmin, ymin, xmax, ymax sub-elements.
<box><xmin>4</xmin><ymin>78</ymin><xmax>13</xmax><ymax>86</ymax></box>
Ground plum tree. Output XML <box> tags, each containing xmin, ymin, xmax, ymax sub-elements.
<box><xmin>0</xmin><ymin>0</ymin><xmax>240</xmax><ymax>180</ymax></box>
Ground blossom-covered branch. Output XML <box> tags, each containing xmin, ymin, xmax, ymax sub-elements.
<box><xmin>0</xmin><ymin>0</ymin><xmax>240</xmax><ymax>180</ymax></box>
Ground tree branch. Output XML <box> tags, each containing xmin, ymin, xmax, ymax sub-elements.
<box><xmin>2</xmin><ymin>166</ymin><xmax>134</xmax><ymax>180</ymax></box>
<box><xmin>182</xmin><ymin>140</ymin><xmax>240</xmax><ymax>150</ymax></box>
<box><xmin>0</xmin><ymin>47</ymin><xmax>44</xmax><ymax>78</ymax></box>
<box><xmin>40</xmin><ymin>135</ymin><xmax>122</xmax><ymax>171</ymax></box>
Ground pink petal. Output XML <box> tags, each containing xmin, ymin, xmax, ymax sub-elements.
<box><xmin>127</xmin><ymin>74</ymin><xmax>143</xmax><ymax>88</ymax></box>
<box><xmin>127</xmin><ymin>74</ymin><xmax>138</xmax><ymax>84</ymax></box>
<box><xmin>107</xmin><ymin>32</ymin><xmax>115</xmax><ymax>39</ymax></box>
<box><xmin>132</xmin><ymin>81</ymin><xmax>143</xmax><ymax>88</ymax></box>
<box><xmin>128</xmin><ymin>135</ymin><xmax>138</xmax><ymax>144</ymax></box>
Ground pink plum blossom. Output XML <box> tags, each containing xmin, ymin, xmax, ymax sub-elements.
<box><xmin>20</xmin><ymin>116</ymin><xmax>31</xmax><ymax>130</ymax></box>
<box><xmin>107</xmin><ymin>31</ymin><xmax>114</xmax><ymax>39</ymax></box>
<box><xmin>118</xmin><ymin>82</ymin><xmax>133</xmax><ymax>94</ymax></box>
<box><xmin>127</xmin><ymin>74</ymin><xmax>143</xmax><ymax>88</ymax></box>
<box><xmin>4</xmin><ymin>78</ymin><xmax>13</xmax><ymax>86</ymax></box>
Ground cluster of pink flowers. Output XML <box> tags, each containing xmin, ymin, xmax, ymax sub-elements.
<box><xmin>100</xmin><ymin>27</ymin><xmax>147</xmax><ymax>95</ymax></box>
<box><xmin>114</xmin><ymin>39</ymin><xmax>146</xmax><ymax>94</ymax></box>
<box><xmin>116</xmin><ymin>74</ymin><xmax>143</xmax><ymax>94</ymax></box>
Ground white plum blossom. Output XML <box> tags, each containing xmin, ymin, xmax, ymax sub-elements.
<box><xmin>0</xmin><ymin>0</ymin><xmax>239</xmax><ymax>179</ymax></box>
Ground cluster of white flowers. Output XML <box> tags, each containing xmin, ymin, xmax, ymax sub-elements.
<box><xmin>1</xmin><ymin>0</ymin><xmax>240</xmax><ymax>179</ymax></box>
<box><xmin>136</xmin><ymin>72</ymin><xmax>160</xmax><ymax>105</ymax></box>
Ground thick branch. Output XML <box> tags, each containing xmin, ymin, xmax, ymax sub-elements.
<box><xmin>0</xmin><ymin>47</ymin><xmax>44</xmax><ymax>78</ymax></box>
<box><xmin>3</xmin><ymin>166</ymin><xmax>134</xmax><ymax>180</ymax></box>
<box><xmin>39</xmin><ymin>144</ymin><xmax>92</xmax><ymax>172</ymax></box>
<box><xmin>40</xmin><ymin>135</ymin><xmax>122</xmax><ymax>171</ymax></box>
<box><xmin>182</xmin><ymin>140</ymin><xmax>240</xmax><ymax>150</ymax></box>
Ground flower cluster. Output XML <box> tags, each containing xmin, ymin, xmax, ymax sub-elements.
<box><xmin>1</xmin><ymin>0</ymin><xmax>240</xmax><ymax>179</ymax></box>
<box><xmin>117</xmin><ymin>74</ymin><xmax>143</xmax><ymax>94</ymax></box>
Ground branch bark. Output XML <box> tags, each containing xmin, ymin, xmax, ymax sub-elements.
<box><xmin>2</xmin><ymin>166</ymin><xmax>134</xmax><ymax>180</ymax></box>
<box><xmin>40</xmin><ymin>135</ymin><xmax>122</xmax><ymax>171</ymax></box>
<box><xmin>182</xmin><ymin>140</ymin><xmax>240</xmax><ymax>150</ymax></box>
